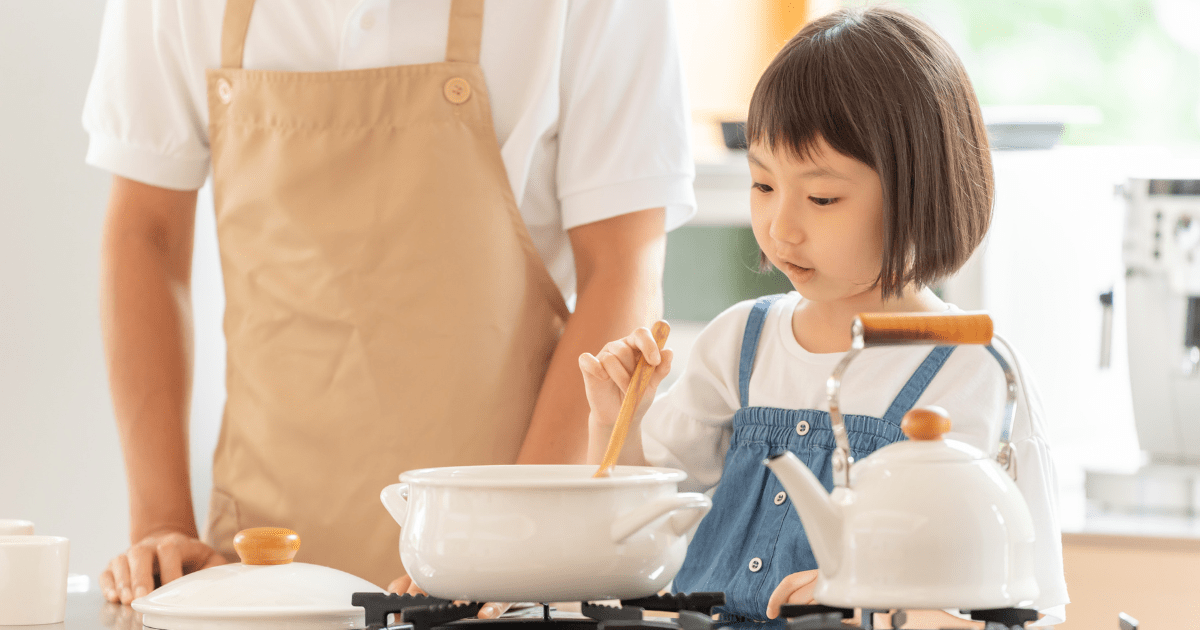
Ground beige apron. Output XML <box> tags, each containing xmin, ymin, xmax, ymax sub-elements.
<box><xmin>203</xmin><ymin>0</ymin><xmax>568</xmax><ymax>587</ymax></box>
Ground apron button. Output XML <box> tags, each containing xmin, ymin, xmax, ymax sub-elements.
<box><xmin>217</xmin><ymin>78</ymin><xmax>233</xmax><ymax>104</ymax></box>
<box><xmin>773</xmin><ymin>491</ymin><xmax>787</xmax><ymax>505</ymax></box>
<box><xmin>444</xmin><ymin>77</ymin><xmax>471</xmax><ymax>104</ymax></box>
<box><xmin>795</xmin><ymin>420</ymin><xmax>810</xmax><ymax>436</ymax></box>
<box><xmin>748</xmin><ymin>557</ymin><xmax>763</xmax><ymax>572</ymax></box>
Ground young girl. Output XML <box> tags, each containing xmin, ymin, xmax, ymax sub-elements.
<box><xmin>580</xmin><ymin>6</ymin><xmax>1068</xmax><ymax>626</ymax></box>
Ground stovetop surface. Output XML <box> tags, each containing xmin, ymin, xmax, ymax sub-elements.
<box><xmin>37</xmin><ymin>585</ymin><xmax>1041</xmax><ymax>630</ymax></box>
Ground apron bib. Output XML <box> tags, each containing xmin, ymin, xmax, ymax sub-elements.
<box><xmin>672</xmin><ymin>295</ymin><xmax>954</xmax><ymax>621</ymax></box>
<box><xmin>202</xmin><ymin>0</ymin><xmax>568</xmax><ymax>587</ymax></box>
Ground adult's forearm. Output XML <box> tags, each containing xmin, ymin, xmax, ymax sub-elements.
<box><xmin>100</xmin><ymin>179</ymin><xmax>199</xmax><ymax>542</ymax></box>
<box><xmin>516</xmin><ymin>210</ymin><xmax>667</xmax><ymax>465</ymax></box>
<box><xmin>517</xmin><ymin>272</ymin><xmax>662</xmax><ymax>464</ymax></box>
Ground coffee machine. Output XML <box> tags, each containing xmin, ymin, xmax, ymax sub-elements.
<box><xmin>1087</xmin><ymin>178</ymin><xmax>1200</xmax><ymax>515</ymax></box>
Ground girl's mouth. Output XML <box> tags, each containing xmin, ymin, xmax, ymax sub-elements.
<box><xmin>783</xmin><ymin>262</ymin><xmax>816</xmax><ymax>282</ymax></box>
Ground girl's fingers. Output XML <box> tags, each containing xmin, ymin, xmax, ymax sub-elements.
<box><xmin>387</xmin><ymin>575</ymin><xmax>412</xmax><ymax>594</ymax></box>
<box><xmin>631</xmin><ymin>326</ymin><xmax>662</xmax><ymax>365</ymax></box>
<box><xmin>598</xmin><ymin>350</ymin><xmax>633</xmax><ymax>391</ymax></box>
<box><xmin>766</xmin><ymin>570</ymin><xmax>819</xmax><ymax>619</ymax></box>
<box><xmin>479</xmin><ymin>602</ymin><xmax>512</xmax><ymax>619</ymax></box>
<box><xmin>601</xmin><ymin>338</ymin><xmax>639</xmax><ymax>372</ymax></box>
<box><xmin>654</xmin><ymin>349</ymin><xmax>673</xmax><ymax>380</ymax></box>
<box><xmin>578</xmin><ymin>353</ymin><xmax>609</xmax><ymax>381</ymax></box>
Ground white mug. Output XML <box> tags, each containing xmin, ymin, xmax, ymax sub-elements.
<box><xmin>0</xmin><ymin>535</ymin><xmax>70</xmax><ymax>625</ymax></box>
<box><xmin>0</xmin><ymin>520</ymin><xmax>34</xmax><ymax>536</ymax></box>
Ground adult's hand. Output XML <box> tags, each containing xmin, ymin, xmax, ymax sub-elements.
<box><xmin>100</xmin><ymin>529</ymin><xmax>227</xmax><ymax>605</ymax></box>
<box><xmin>387</xmin><ymin>575</ymin><xmax>511</xmax><ymax>619</ymax></box>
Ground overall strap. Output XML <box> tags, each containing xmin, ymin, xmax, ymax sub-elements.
<box><xmin>880</xmin><ymin>345</ymin><xmax>956</xmax><ymax>424</ymax></box>
<box><xmin>446</xmin><ymin>0</ymin><xmax>484</xmax><ymax>63</ymax></box>
<box><xmin>738</xmin><ymin>295</ymin><xmax>785</xmax><ymax>408</ymax></box>
<box><xmin>220</xmin><ymin>0</ymin><xmax>256</xmax><ymax>69</ymax></box>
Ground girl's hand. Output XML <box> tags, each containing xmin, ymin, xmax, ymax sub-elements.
<box><xmin>387</xmin><ymin>575</ymin><xmax>511</xmax><ymax>619</ymax></box>
<box><xmin>578</xmin><ymin>325</ymin><xmax>674</xmax><ymax>429</ymax></box>
<box><xmin>766</xmin><ymin>569</ymin><xmax>820</xmax><ymax>619</ymax></box>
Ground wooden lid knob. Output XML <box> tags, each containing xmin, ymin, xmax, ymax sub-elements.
<box><xmin>901</xmin><ymin>406</ymin><xmax>952</xmax><ymax>441</ymax></box>
<box><xmin>233</xmin><ymin>527</ymin><xmax>300</xmax><ymax>565</ymax></box>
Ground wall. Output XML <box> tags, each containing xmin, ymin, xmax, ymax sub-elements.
<box><xmin>0</xmin><ymin>1</ymin><xmax>225</xmax><ymax>579</ymax></box>
<box><xmin>0</xmin><ymin>0</ymin><xmax>126</xmax><ymax>577</ymax></box>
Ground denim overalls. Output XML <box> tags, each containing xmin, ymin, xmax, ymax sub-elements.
<box><xmin>671</xmin><ymin>295</ymin><xmax>954</xmax><ymax>622</ymax></box>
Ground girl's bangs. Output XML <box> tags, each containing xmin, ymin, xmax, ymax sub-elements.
<box><xmin>746</xmin><ymin>36</ymin><xmax>873</xmax><ymax>168</ymax></box>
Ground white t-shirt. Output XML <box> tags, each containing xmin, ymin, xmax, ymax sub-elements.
<box><xmin>81</xmin><ymin>0</ymin><xmax>696</xmax><ymax>299</ymax></box>
<box><xmin>643</xmin><ymin>293</ymin><xmax>1070</xmax><ymax>620</ymax></box>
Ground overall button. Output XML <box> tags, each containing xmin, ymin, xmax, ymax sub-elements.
<box><xmin>444</xmin><ymin>77</ymin><xmax>471</xmax><ymax>104</ymax></box>
<box><xmin>773</xmin><ymin>491</ymin><xmax>787</xmax><ymax>505</ymax></box>
<box><xmin>748</xmin><ymin>557</ymin><xmax>763</xmax><ymax>572</ymax></box>
<box><xmin>217</xmin><ymin>79</ymin><xmax>233</xmax><ymax>104</ymax></box>
<box><xmin>795</xmin><ymin>420</ymin><xmax>810</xmax><ymax>436</ymax></box>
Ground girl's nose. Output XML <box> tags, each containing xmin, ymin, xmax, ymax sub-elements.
<box><xmin>769</xmin><ymin>202</ymin><xmax>805</xmax><ymax>244</ymax></box>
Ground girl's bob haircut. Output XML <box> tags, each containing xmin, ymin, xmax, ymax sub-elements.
<box><xmin>747</xmin><ymin>6</ymin><xmax>993</xmax><ymax>298</ymax></box>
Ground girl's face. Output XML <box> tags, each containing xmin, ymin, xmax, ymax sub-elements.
<box><xmin>748</xmin><ymin>137</ymin><xmax>885</xmax><ymax>304</ymax></box>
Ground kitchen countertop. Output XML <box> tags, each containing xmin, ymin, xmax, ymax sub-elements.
<box><xmin>8</xmin><ymin>588</ymin><xmax>140</xmax><ymax>630</ymax></box>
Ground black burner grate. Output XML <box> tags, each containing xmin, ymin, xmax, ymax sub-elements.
<box><xmin>352</xmin><ymin>592</ymin><xmax>481</xmax><ymax>630</ymax></box>
<box><xmin>352</xmin><ymin>591</ymin><xmax>1039</xmax><ymax>630</ymax></box>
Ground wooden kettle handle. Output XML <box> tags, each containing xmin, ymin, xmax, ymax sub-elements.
<box><xmin>857</xmin><ymin>312</ymin><xmax>993</xmax><ymax>346</ymax></box>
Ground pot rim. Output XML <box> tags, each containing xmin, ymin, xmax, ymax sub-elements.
<box><xmin>399</xmin><ymin>464</ymin><xmax>686</xmax><ymax>488</ymax></box>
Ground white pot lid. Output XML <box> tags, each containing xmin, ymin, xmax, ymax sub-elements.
<box><xmin>133</xmin><ymin>528</ymin><xmax>383</xmax><ymax>630</ymax></box>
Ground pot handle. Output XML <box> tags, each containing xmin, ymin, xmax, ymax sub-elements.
<box><xmin>611</xmin><ymin>493</ymin><xmax>711</xmax><ymax>544</ymax></box>
<box><xmin>380</xmin><ymin>483</ymin><xmax>410</xmax><ymax>525</ymax></box>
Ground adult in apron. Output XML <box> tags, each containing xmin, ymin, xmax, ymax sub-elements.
<box><xmin>203</xmin><ymin>0</ymin><xmax>568</xmax><ymax>587</ymax></box>
<box><xmin>671</xmin><ymin>295</ymin><xmax>954</xmax><ymax>622</ymax></box>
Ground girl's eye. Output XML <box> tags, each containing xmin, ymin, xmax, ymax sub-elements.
<box><xmin>809</xmin><ymin>196</ymin><xmax>837</xmax><ymax>206</ymax></box>
<box><xmin>752</xmin><ymin>183</ymin><xmax>774</xmax><ymax>193</ymax></box>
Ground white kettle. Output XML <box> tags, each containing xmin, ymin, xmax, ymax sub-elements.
<box><xmin>764</xmin><ymin>312</ymin><xmax>1038</xmax><ymax>610</ymax></box>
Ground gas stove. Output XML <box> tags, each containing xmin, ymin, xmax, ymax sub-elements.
<box><xmin>349</xmin><ymin>592</ymin><xmax>1042</xmax><ymax>630</ymax></box>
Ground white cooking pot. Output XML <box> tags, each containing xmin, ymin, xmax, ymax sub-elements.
<box><xmin>380</xmin><ymin>465</ymin><xmax>711</xmax><ymax>602</ymax></box>
<box><xmin>133</xmin><ymin>528</ymin><xmax>384</xmax><ymax>630</ymax></box>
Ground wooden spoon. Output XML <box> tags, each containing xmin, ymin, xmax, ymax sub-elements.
<box><xmin>594</xmin><ymin>321</ymin><xmax>671</xmax><ymax>478</ymax></box>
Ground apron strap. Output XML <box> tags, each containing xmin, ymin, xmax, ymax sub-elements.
<box><xmin>737</xmin><ymin>294</ymin><xmax>785</xmax><ymax>409</ymax></box>
<box><xmin>880</xmin><ymin>345</ymin><xmax>955</xmax><ymax>425</ymax></box>
<box><xmin>446</xmin><ymin>0</ymin><xmax>484</xmax><ymax>64</ymax></box>
<box><xmin>220</xmin><ymin>0</ymin><xmax>256</xmax><ymax>69</ymax></box>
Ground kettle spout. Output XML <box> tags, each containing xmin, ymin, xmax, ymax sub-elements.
<box><xmin>764</xmin><ymin>451</ymin><xmax>843</xmax><ymax>577</ymax></box>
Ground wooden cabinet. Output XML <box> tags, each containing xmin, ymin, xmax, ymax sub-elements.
<box><xmin>1059</xmin><ymin>532</ymin><xmax>1200</xmax><ymax>629</ymax></box>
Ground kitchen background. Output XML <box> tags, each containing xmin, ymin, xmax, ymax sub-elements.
<box><xmin>2</xmin><ymin>0</ymin><xmax>1199</xmax><ymax>627</ymax></box>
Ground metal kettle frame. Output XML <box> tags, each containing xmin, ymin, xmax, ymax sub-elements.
<box><xmin>825</xmin><ymin>312</ymin><xmax>1019</xmax><ymax>488</ymax></box>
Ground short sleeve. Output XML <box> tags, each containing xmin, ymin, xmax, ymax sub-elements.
<box><xmin>642</xmin><ymin>301</ymin><xmax>751</xmax><ymax>493</ymax></box>
<box><xmin>556</xmin><ymin>0</ymin><xmax>696</xmax><ymax>231</ymax></box>
<box><xmin>82</xmin><ymin>0</ymin><xmax>214</xmax><ymax>190</ymax></box>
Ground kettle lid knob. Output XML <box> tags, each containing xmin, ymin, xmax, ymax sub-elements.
<box><xmin>233</xmin><ymin>527</ymin><xmax>301</xmax><ymax>565</ymax></box>
<box><xmin>901</xmin><ymin>406</ymin><xmax>951</xmax><ymax>441</ymax></box>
